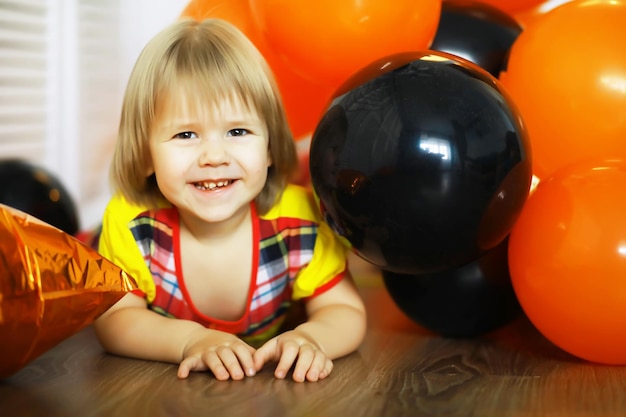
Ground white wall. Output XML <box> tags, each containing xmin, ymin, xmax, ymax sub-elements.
<box><xmin>119</xmin><ymin>1</ymin><xmax>188</xmax><ymax>81</ymax></box>
<box><xmin>0</xmin><ymin>0</ymin><xmax>189</xmax><ymax>231</ymax></box>
<box><xmin>77</xmin><ymin>0</ymin><xmax>188</xmax><ymax>230</ymax></box>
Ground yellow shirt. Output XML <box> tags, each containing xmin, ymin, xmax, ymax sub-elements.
<box><xmin>98</xmin><ymin>184</ymin><xmax>351</xmax><ymax>341</ymax></box>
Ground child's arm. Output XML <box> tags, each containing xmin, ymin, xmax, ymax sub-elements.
<box><xmin>253</xmin><ymin>275</ymin><xmax>367</xmax><ymax>382</ymax></box>
<box><xmin>93</xmin><ymin>293</ymin><xmax>257</xmax><ymax>381</ymax></box>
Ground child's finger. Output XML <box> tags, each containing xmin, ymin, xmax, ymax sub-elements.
<box><xmin>232</xmin><ymin>344</ymin><xmax>257</xmax><ymax>377</ymax></box>
<box><xmin>202</xmin><ymin>351</ymin><xmax>231</xmax><ymax>381</ymax></box>
<box><xmin>305</xmin><ymin>351</ymin><xmax>332</xmax><ymax>382</ymax></box>
<box><xmin>273</xmin><ymin>341</ymin><xmax>300</xmax><ymax>379</ymax></box>
<box><xmin>319</xmin><ymin>358</ymin><xmax>334</xmax><ymax>380</ymax></box>
<box><xmin>253</xmin><ymin>338</ymin><xmax>278</xmax><ymax>370</ymax></box>
<box><xmin>177</xmin><ymin>356</ymin><xmax>204</xmax><ymax>379</ymax></box>
<box><xmin>177</xmin><ymin>359</ymin><xmax>193</xmax><ymax>379</ymax></box>
<box><xmin>214</xmin><ymin>348</ymin><xmax>246</xmax><ymax>380</ymax></box>
<box><xmin>292</xmin><ymin>346</ymin><xmax>316</xmax><ymax>382</ymax></box>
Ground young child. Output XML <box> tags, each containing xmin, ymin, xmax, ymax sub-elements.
<box><xmin>94</xmin><ymin>18</ymin><xmax>367</xmax><ymax>383</ymax></box>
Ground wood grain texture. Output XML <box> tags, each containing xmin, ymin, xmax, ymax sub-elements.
<box><xmin>2</xmin><ymin>259</ymin><xmax>626</xmax><ymax>417</ymax></box>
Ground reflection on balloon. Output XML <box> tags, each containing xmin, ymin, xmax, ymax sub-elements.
<box><xmin>499</xmin><ymin>0</ymin><xmax>626</xmax><ymax>179</ymax></box>
<box><xmin>249</xmin><ymin>0</ymin><xmax>441</xmax><ymax>89</ymax></box>
<box><xmin>514</xmin><ymin>0</ymin><xmax>573</xmax><ymax>28</ymax></box>
<box><xmin>310</xmin><ymin>51</ymin><xmax>532</xmax><ymax>274</ymax></box>
<box><xmin>430</xmin><ymin>0</ymin><xmax>522</xmax><ymax>77</ymax></box>
<box><xmin>509</xmin><ymin>158</ymin><xmax>626</xmax><ymax>365</ymax></box>
<box><xmin>383</xmin><ymin>237</ymin><xmax>521</xmax><ymax>338</ymax></box>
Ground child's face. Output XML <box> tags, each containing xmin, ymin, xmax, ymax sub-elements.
<box><xmin>147</xmin><ymin>90</ymin><xmax>271</xmax><ymax>226</ymax></box>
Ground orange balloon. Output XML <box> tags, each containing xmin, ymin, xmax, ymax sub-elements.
<box><xmin>473</xmin><ymin>0</ymin><xmax>545</xmax><ymax>15</ymax></box>
<box><xmin>514</xmin><ymin>0</ymin><xmax>573</xmax><ymax>28</ymax></box>
<box><xmin>508</xmin><ymin>159</ymin><xmax>626</xmax><ymax>364</ymax></box>
<box><xmin>499</xmin><ymin>0</ymin><xmax>626</xmax><ymax>179</ymax></box>
<box><xmin>249</xmin><ymin>0</ymin><xmax>442</xmax><ymax>89</ymax></box>
<box><xmin>180</xmin><ymin>0</ymin><xmax>220</xmax><ymax>18</ymax></box>
<box><xmin>181</xmin><ymin>0</ymin><xmax>334</xmax><ymax>139</ymax></box>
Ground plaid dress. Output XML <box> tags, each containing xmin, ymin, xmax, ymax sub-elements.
<box><xmin>99</xmin><ymin>185</ymin><xmax>349</xmax><ymax>343</ymax></box>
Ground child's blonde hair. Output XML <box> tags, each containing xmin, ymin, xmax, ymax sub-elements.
<box><xmin>110</xmin><ymin>18</ymin><xmax>298</xmax><ymax>214</ymax></box>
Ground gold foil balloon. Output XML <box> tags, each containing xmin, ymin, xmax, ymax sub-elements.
<box><xmin>0</xmin><ymin>205</ymin><xmax>136</xmax><ymax>378</ymax></box>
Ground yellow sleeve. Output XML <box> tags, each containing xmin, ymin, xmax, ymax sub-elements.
<box><xmin>98</xmin><ymin>194</ymin><xmax>156</xmax><ymax>302</ymax></box>
<box><xmin>292</xmin><ymin>219</ymin><xmax>351</xmax><ymax>300</ymax></box>
<box><xmin>265</xmin><ymin>185</ymin><xmax>351</xmax><ymax>300</ymax></box>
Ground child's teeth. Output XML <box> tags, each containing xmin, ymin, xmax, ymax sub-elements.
<box><xmin>198</xmin><ymin>180</ymin><xmax>230</xmax><ymax>190</ymax></box>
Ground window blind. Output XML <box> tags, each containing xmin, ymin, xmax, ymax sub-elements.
<box><xmin>76</xmin><ymin>0</ymin><xmax>122</xmax><ymax>203</ymax></box>
<box><xmin>75</xmin><ymin>0</ymin><xmax>123</xmax><ymax>228</ymax></box>
<box><xmin>0</xmin><ymin>0</ymin><xmax>48</xmax><ymax>162</ymax></box>
<box><xmin>0</xmin><ymin>0</ymin><xmax>187</xmax><ymax>229</ymax></box>
<box><xmin>0</xmin><ymin>0</ymin><xmax>123</xmax><ymax>229</ymax></box>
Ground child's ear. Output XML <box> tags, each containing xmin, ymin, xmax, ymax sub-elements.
<box><xmin>145</xmin><ymin>161</ymin><xmax>155</xmax><ymax>177</ymax></box>
<box><xmin>144</xmin><ymin>152</ymin><xmax>155</xmax><ymax>176</ymax></box>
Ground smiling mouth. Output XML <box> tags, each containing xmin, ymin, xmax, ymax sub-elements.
<box><xmin>194</xmin><ymin>180</ymin><xmax>233</xmax><ymax>190</ymax></box>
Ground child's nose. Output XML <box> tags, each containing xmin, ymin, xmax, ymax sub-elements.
<box><xmin>198</xmin><ymin>137</ymin><xmax>229</xmax><ymax>166</ymax></box>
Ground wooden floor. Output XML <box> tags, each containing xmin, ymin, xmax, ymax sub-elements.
<box><xmin>2</xmin><ymin>256</ymin><xmax>626</xmax><ymax>416</ymax></box>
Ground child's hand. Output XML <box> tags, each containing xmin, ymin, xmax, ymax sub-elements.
<box><xmin>254</xmin><ymin>330</ymin><xmax>333</xmax><ymax>382</ymax></box>
<box><xmin>177</xmin><ymin>330</ymin><xmax>257</xmax><ymax>381</ymax></box>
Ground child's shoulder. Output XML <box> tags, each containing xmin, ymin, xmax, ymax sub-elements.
<box><xmin>104</xmin><ymin>194</ymin><xmax>148</xmax><ymax>220</ymax></box>
<box><xmin>262</xmin><ymin>184</ymin><xmax>321</xmax><ymax>222</ymax></box>
<box><xmin>104</xmin><ymin>194</ymin><xmax>170</xmax><ymax>222</ymax></box>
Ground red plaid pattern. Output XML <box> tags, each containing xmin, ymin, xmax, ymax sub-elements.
<box><xmin>130</xmin><ymin>204</ymin><xmax>342</xmax><ymax>340</ymax></box>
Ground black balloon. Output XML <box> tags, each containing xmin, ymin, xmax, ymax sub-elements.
<box><xmin>430</xmin><ymin>1</ymin><xmax>523</xmax><ymax>77</ymax></box>
<box><xmin>382</xmin><ymin>237</ymin><xmax>521</xmax><ymax>338</ymax></box>
<box><xmin>0</xmin><ymin>159</ymin><xmax>80</xmax><ymax>235</ymax></box>
<box><xmin>310</xmin><ymin>51</ymin><xmax>531</xmax><ymax>274</ymax></box>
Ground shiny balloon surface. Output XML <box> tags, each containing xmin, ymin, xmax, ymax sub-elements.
<box><xmin>181</xmin><ymin>0</ymin><xmax>334</xmax><ymax>140</ymax></box>
<box><xmin>383</xmin><ymin>237</ymin><xmax>521</xmax><ymax>338</ymax></box>
<box><xmin>509</xmin><ymin>159</ymin><xmax>626</xmax><ymax>364</ymax></box>
<box><xmin>310</xmin><ymin>51</ymin><xmax>531</xmax><ymax>273</ymax></box>
<box><xmin>430</xmin><ymin>0</ymin><xmax>522</xmax><ymax>77</ymax></box>
<box><xmin>249</xmin><ymin>0</ymin><xmax>441</xmax><ymax>89</ymax></box>
<box><xmin>0</xmin><ymin>159</ymin><xmax>79</xmax><ymax>235</ymax></box>
<box><xmin>499</xmin><ymin>0</ymin><xmax>626</xmax><ymax>179</ymax></box>
<box><xmin>472</xmin><ymin>0</ymin><xmax>544</xmax><ymax>14</ymax></box>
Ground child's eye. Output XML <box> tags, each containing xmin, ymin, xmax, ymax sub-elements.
<box><xmin>227</xmin><ymin>128</ymin><xmax>249</xmax><ymax>137</ymax></box>
<box><xmin>173</xmin><ymin>131</ymin><xmax>197</xmax><ymax>140</ymax></box>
